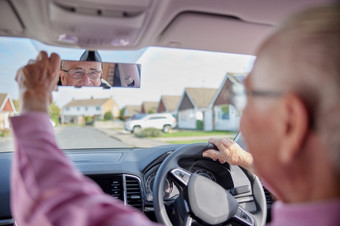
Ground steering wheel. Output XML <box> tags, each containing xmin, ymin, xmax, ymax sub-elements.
<box><xmin>153</xmin><ymin>143</ymin><xmax>267</xmax><ymax>226</ymax></box>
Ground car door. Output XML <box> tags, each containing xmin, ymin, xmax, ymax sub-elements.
<box><xmin>146</xmin><ymin>116</ymin><xmax>166</xmax><ymax>130</ymax></box>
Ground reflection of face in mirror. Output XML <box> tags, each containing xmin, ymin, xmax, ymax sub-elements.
<box><xmin>59</xmin><ymin>60</ymin><xmax>141</xmax><ymax>88</ymax></box>
<box><xmin>60</xmin><ymin>61</ymin><xmax>102</xmax><ymax>87</ymax></box>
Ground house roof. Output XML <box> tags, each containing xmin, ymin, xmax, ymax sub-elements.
<box><xmin>125</xmin><ymin>105</ymin><xmax>141</xmax><ymax>115</ymax></box>
<box><xmin>0</xmin><ymin>94</ymin><xmax>7</xmax><ymax>107</ymax></box>
<box><xmin>63</xmin><ymin>98</ymin><xmax>111</xmax><ymax>108</ymax></box>
<box><xmin>160</xmin><ymin>95</ymin><xmax>181</xmax><ymax>112</ymax></box>
<box><xmin>210</xmin><ymin>72</ymin><xmax>248</xmax><ymax>107</ymax></box>
<box><xmin>185</xmin><ymin>88</ymin><xmax>217</xmax><ymax>108</ymax></box>
<box><xmin>0</xmin><ymin>93</ymin><xmax>16</xmax><ymax>112</ymax></box>
<box><xmin>142</xmin><ymin>101</ymin><xmax>158</xmax><ymax>113</ymax></box>
<box><xmin>228</xmin><ymin>72</ymin><xmax>247</xmax><ymax>83</ymax></box>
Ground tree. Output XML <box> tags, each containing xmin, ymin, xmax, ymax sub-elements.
<box><xmin>148</xmin><ymin>109</ymin><xmax>155</xmax><ymax>114</ymax></box>
<box><xmin>104</xmin><ymin>111</ymin><xmax>113</xmax><ymax>121</ymax></box>
<box><xmin>13</xmin><ymin>99</ymin><xmax>20</xmax><ymax>112</ymax></box>
<box><xmin>49</xmin><ymin>102</ymin><xmax>60</xmax><ymax>125</ymax></box>
<box><xmin>119</xmin><ymin>107</ymin><xmax>125</xmax><ymax>121</ymax></box>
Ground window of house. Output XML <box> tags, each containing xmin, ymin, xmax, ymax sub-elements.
<box><xmin>85</xmin><ymin>107</ymin><xmax>88</xmax><ymax>111</ymax></box>
<box><xmin>218</xmin><ymin>105</ymin><xmax>230</xmax><ymax>120</ymax></box>
<box><xmin>96</xmin><ymin>106</ymin><xmax>101</xmax><ymax>111</ymax></box>
<box><xmin>77</xmin><ymin>107</ymin><xmax>80</xmax><ymax>111</ymax></box>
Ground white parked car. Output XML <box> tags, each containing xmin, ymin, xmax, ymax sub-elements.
<box><xmin>125</xmin><ymin>113</ymin><xmax>177</xmax><ymax>133</ymax></box>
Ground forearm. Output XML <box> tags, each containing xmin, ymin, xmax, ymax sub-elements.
<box><xmin>10</xmin><ymin>113</ymin><xmax>157</xmax><ymax>226</ymax></box>
<box><xmin>239</xmin><ymin>151</ymin><xmax>254</xmax><ymax>173</ymax></box>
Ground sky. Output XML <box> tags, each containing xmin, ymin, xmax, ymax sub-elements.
<box><xmin>0</xmin><ymin>37</ymin><xmax>255</xmax><ymax>109</ymax></box>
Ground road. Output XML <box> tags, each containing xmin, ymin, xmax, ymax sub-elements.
<box><xmin>0</xmin><ymin>126</ymin><xmax>128</xmax><ymax>152</ymax></box>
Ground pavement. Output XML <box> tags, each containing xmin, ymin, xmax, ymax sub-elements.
<box><xmin>95</xmin><ymin>127</ymin><xmax>236</xmax><ymax>148</ymax></box>
<box><xmin>95</xmin><ymin>128</ymin><xmax>168</xmax><ymax>148</ymax></box>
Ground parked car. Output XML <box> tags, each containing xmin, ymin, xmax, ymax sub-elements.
<box><xmin>125</xmin><ymin>113</ymin><xmax>177</xmax><ymax>133</ymax></box>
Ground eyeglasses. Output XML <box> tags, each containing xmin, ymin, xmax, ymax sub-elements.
<box><xmin>230</xmin><ymin>83</ymin><xmax>283</xmax><ymax>111</ymax></box>
<box><xmin>61</xmin><ymin>69</ymin><xmax>102</xmax><ymax>80</ymax></box>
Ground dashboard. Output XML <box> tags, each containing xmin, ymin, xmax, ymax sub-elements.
<box><xmin>0</xmin><ymin>143</ymin><xmax>274</xmax><ymax>225</ymax></box>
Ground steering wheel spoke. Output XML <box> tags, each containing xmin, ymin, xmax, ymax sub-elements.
<box><xmin>183</xmin><ymin>214</ymin><xmax>194</xmax><ymax>226</ymax></box>
<box><xmin>232</xmin><ymin>206</ymin><xmax>256</xmax><ymax>226</ymax></box>
<box><xmin>169</xmin><ymin>168</ymin><xmax>192</xmax><ymax>187</ymax></box>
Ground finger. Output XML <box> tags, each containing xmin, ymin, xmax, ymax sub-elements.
<box><xmin>49</xmin><ymin>53</ymin><xmax>61</xmax><ymax>84</ymax></box>
<box><xmin>15</xmin><ymin>67</ymin><xmax>24</xmax><ymax>82</ymax></box>
<box><xmin>49</xmin><ymin>53</ymin><xmax>61</xmax><ymax>72</ymax></box>
<box><xmin>208</xmin><ymin>137</ymin><xmax>219</xmax><ymax>145</ymax></box>
<box><xmin>27</xmin><ymin>59</ymin><xmax>35</xmax><ymax>65</ymax></box>
<box><xmin>223</xmin><ymin>138</ymin><xmax>235</xmax><ymax>146</ymax></box>
<box><xmin>208</xmin><ymin>138</ymin><xmax>225</xmax><ymax>151</ymax></box>
<box><xmin>37</xmin><ymin>51</ymin><xmax>48</xmax><ymax>62</ymax></box>
<box><xmin>203</xmin><ymin>149</ymin><xmax>223</xmax><ymax>159</ymax></box>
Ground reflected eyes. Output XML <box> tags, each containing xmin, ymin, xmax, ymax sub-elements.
<box><xmin>62</xmin><ymin>69</ymin><xmax>102</xmax><ymax>80</ymax></box>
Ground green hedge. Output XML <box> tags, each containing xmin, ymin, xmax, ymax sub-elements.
<box><xmin>196</xmin><ymin>120</ymin><xmax>204</xmax><ymax>130</ymax></box>
<box><xmin>135</xmin><ymin>128</ymin><xmax>162</xmax><ymax>138</ymax></box>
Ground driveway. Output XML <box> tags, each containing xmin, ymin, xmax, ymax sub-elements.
<box><xmin>95</xmin><ymin>128</ymin><xmax>168</xmax><ymax>148</ymax></box>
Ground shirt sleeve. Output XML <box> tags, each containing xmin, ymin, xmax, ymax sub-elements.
<box><xmin>10</xmin><ymin>112</ymin><xmax>160</xmax><ymax>226</ymax></box>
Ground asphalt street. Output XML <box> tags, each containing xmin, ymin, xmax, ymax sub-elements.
<box><xmin>0</xmin><ymin>126</ymin><xmax>129</xmax><ymax>152</ymax></box>
<box><xmin>54</xmin><ymin>126</ymin><xmax>129</xmax><ymax>149</ymax></box>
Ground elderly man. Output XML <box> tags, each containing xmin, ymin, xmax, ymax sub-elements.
<box><xmin>10</xmin><ymin>4</ymin><xmax>339</xmax><ymax>226</ymax></box>
<box><xmin>59</xmin><ymin>50</ymin><xmax>111</xmax><ymax>88</ymax></box>
<box><xmin>204</xmin><ymin>4</ymin><xmax>340</xmax><ymax>225</ymax></box>
<box><xmin>59</xmin><ymin>60</ymin><xmax>103</xmax><ymax>87</ymax></box>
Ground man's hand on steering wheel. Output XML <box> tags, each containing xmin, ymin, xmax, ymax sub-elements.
<box><xmin>203</xmin><ymin>138</ymin><xmax>254</xmax><ymax>173</ymax></box>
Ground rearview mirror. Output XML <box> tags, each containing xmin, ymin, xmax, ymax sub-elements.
<box><xmin>59</xmin><ymin>60</ymin><xmax>141</xmax><ymax>88</ymax></box>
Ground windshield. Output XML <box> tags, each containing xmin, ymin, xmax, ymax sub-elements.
<box><xmin>131</xmin><ymin>114</ymin><xmax>147</xmax><ymax>120</ymax></box>
<box><xmin>0</xmin><ymin>37</ymin><xmax>254</xmax><ymax>151</ymax></box>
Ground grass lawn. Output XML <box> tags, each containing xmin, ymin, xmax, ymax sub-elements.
<box><xmin>161</xmin><ymin>130</ymin><xmax>236</xmax><ymax>138</ymax></box>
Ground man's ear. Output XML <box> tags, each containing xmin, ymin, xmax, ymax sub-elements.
<box><xmin>277</xmin><ymin>93</ymin><xmax>309</xmax><ymax>164</ymax></box>
<box><xmin>60</xmin><ymin>72</ymin><xmax>66</xmax><ymax>85</ymax></box>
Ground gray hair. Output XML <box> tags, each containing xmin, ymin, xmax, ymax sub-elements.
<box><xmin>276</xmin><ymin>4</ymin><xmax>340</xmax><ymax>175</ymax></box>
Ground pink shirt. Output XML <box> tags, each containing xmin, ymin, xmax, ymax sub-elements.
<box><xmin>10</xmin><ymin>113</ymin><xmax>340</xmax><ymax>225</ymax></box>
<box><xmin>268</xmin><ymin>200</ymin><xmax>340</xmax><ymax>226</ymax></box>
<box><xmin>10</xmin><ymin>113</ymin><xmax>159</xmax><ymax>226</ymax></box>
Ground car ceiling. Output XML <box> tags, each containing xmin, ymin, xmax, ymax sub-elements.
<box><xmin>0</xmin><ymin>0</ymin><xmax>335</xmax><ymax>55</ymax></box>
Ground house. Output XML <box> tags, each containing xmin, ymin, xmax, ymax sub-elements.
<box><xmin>177</xmin><ymin>88</ymin><xmax>217</xmax><ymax>130</ymax></box>
<box><xmin>123</xmin><ymin>105</ymin><xmax>141</xmax><ymax>119</ymax></box>
<box><xmin>61</xmin><ymin>97</ymin><xmax>119</xmax><ymax>124</ymax></box>
<box><xmin>207</xmin><ymin>73</ymin><xmax>247</xmax><ymax>131</ymax></box>
<box><xmin>141</xmin><ymin>102</ymin><xmax>158</xmax><ymax>114</ymax></box>
<box><xmin>157</xmin><ymin>95</ymin><xmax>181</xmax><ymax>115</ymax></box>
<box><xmin>0</xmin><ymin>93</ymin><xmax>16</xmax><ymax>130</ymax></box>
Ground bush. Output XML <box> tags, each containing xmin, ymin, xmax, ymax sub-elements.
<box><xmin>0</xmin><ymin>129</ymin><xmax>11</xmax><ymax>137</ymax></box>
<box><xmin>135</xmin><ymin>128</ymin><xmax>162</xmax><ymax>138</ymax></box>
<box><xmin>104</xmin><ymin>111</ymin><xmax>113</xmax><ymax>121</ymax></box>
<box><xmin>196</xmin><ymin>120</ymin><xmax>204</xmax><ymax>130</ymax></box>
<box><xmin>85</xmin><ymin>116</ymin><xmax>93</xmax><ymax>123</ymax></box>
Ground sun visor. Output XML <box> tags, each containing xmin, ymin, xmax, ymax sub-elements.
<box><xmin>0</xmin><ymin>0</ymin><xmax>24</xmax><ymax>37</ymax></box>
<box><xmin>158</xmin><ymin>12</ymin><xmax>273</xmax><ymax>55</ymax></box>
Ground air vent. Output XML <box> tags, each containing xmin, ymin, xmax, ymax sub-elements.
<box><xmin>124</xmin><ymin>175</ymin><xmax>143</xmax><ymax>211</ymax></box>
<box><xmin>87</xmin><ymin>175</ymin><xmax>124</xmax><ymax>201</ymax></box>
